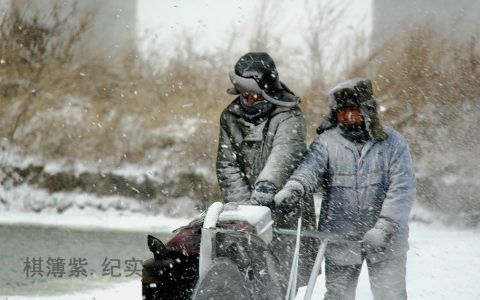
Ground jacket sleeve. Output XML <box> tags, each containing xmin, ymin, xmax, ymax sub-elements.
<box><xmin>288</xmin><ymin>135</ymin><xmax>329</xmax><ymax>194</ymax></box>
<box><xmin>379</xmin><ymin>137</ymin><xmax>416</xmax><ymax>229</ymax></box>
<box><xmin>216</xmin><ymin>112</ymin><xmax>251</xmax><ymax>202</ymax></box>
<box><xmin>255</xmin><ymin>110</ymin><xmax>307</xmax><ymax>189</ymax></box>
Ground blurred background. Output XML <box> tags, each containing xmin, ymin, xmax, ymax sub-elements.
<box><xmin>1</xmin><ymin>0</ymin><xmax>480</xmax><ymax>226</ymax></box>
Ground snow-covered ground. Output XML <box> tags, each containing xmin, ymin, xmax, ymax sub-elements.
<box><xmin>1</xmin><ymin>213</ymin><xmax>479</xmax><ymax>300</ymax></box>
<box><xmin>298</xmin><ymin>222</ymin><xmax>480</xmax><ymax>300</ymax></box>
<box><xmin>0</xmin><ymin>183</ymin><xmax>201</xmax><ymax>225</ymax></box>
<box><xmin>0</xmin><ymin>210</ymin><xmax>190</xmax><ymax>233</ymax></box>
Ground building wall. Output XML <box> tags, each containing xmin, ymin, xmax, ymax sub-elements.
<box><xmin>371</xmin><ymin>0</ymin><xmax>480</xmax><ymax>50</ymax></box>
<box><xmin>4</xmin><ymin>0</ymin><xmax>137</xmax><ymax>65</ymax></box>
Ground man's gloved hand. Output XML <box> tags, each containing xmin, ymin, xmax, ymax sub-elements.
<box><xmin>362</xmin><ymin>218</ymin><xmax>398</xmax><ymax>251</ymax></box>
<box><xmin>273</xmin><ymin>180</ymin><xmax>305</xmax><ymax>208</ymax></box>
<box><xmin>362</xmin><ymin>228</ymin><xmax>389</xmax><ymax>251</ymax></box>
<box><xmin>248</xmin><ymin>181</ymin><xmax>277</xmax><ymax>208</ymax></box>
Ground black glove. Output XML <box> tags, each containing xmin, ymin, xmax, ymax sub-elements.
<box><xmin>273</xmin><ymin>180</ymin><xmax>305</xmax><ymax>209</ymax></box>
<box><xmin>248</xmin><ymin>181</ymin><xmax>277</xmax><ymax>208</ymax></box>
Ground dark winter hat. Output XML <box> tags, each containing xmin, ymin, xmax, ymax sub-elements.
<box><xmin>317</xmin><ymin>78</ymin><xmax>388</xmax><ymax>141</ymax></box>
<box><xmin>330</xmin><ymin>87</ymin><xmax>359</xmax><ymax>110</ymax></box>
<box><xmin>227</xmin><ymin>52</ymin><xmax>299</xmax><ymax>107</ymax></box>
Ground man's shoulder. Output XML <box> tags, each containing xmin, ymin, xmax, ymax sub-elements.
<box><xmin>273</xmin><ymin>106</ymin><xmax>303</xmax><ymax>119</ymax></box>
<box><xmin>220</xmin><ymin>98</ymin><xmax>243</xmax><ymax>123</ymax></box>
<box><xmin>382</xmin><ymin>126</ymin><xmax>409</xmax><ymax>148</ymax></box>
<box><xmin>311</xmin><ymin>127</ymin><xmax>339</xmax><ymax>148</ymax></box>
<box><xmin>316</xmin><ymin>127</ymin><xmax>339</xmax><ymax>139</ymax></box>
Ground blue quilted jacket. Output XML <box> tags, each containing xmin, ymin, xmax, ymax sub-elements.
<box><xmin>290</xmin><ymin>126</ymin><xmax>416</xmax><ymax>264</ymax></box>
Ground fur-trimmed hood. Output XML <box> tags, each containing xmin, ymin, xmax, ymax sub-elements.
<box><xmin>316</xmin><ymin>78</ymin><xmax>388</xmax><ymax>141</ymax></box>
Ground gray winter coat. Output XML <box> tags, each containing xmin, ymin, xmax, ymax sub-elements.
<box><xmin>217</xmin><ymin>98</ymin><xmax>318</xmax><ymax>285</ymax></box>
<box><xmin>216</xmin><ymin>98</ymin><xmax>316</xmax><ymax>228</ymax></box>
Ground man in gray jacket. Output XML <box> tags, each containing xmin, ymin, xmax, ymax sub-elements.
<box><xmin>275</xmin><ymin>78</ymin><xmax>416</xmax><ymax>299</ymax></box>
<box><xmin>216</xmin><ymin>52</ymin><xmax>317</xmax><ymax>285</ymax></box>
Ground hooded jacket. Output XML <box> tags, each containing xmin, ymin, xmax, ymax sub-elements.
<box><xmin>216</xmin><ymin>98</ymin><xmax>309</xmax><ymax>211</ymax></box>
<box><xmin>289</xmin><ymin>79</ymin><xmax>416</xmax><ymax>265</ymax></box>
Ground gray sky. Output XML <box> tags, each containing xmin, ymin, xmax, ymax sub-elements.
<box><xmin>137</xmin><ymin>0</ymin><xmax>372</xmax><ymax>77</ymax></box>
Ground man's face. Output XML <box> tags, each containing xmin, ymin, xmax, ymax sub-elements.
<box><xmin>243</xmin><ymin>92</ymin><xmax>266</xmax><ymax>106</ymax></box>
<box><xmin>336</xmin><ymin>106</ymin><xmax>364</xmax><ymax>126</ymax></box>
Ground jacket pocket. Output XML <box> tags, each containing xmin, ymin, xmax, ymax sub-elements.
<box><xmin>358</xmin><ymin>171</ymin><xmax>387</xmax><ymax>213</ymax></box>
<box><xmin>330</xmin><ymin>173</ymin><xmax>357</xmax><ymax>187</ymax></box>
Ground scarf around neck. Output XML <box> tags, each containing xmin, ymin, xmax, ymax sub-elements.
<box><xmin>239</xmin><ymin>95</ymin><xmax>275</xmax><ymax>125</ymax></box>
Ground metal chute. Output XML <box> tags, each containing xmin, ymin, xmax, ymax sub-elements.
<box><xmin>192</xmin><ymin>257</ymin><xmax>252</xmax><ymax>300</ymax></box>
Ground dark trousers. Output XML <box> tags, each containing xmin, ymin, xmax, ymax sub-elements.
<box><xmin>324</xmin><ymin>255</ymin><xmax>407</xmax><ymax>300</ymax></box>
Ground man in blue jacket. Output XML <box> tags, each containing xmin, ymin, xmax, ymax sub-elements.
<box><xmin>275</xmin><ymin>78</ymin><xmax>416</xmax><ymax>299</ymax></box>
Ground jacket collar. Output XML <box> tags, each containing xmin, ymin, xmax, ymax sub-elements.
<box><xmin>333</xmin><ymin>127</ymin><xmax>378</xmax><ymax>160</ymax></box>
